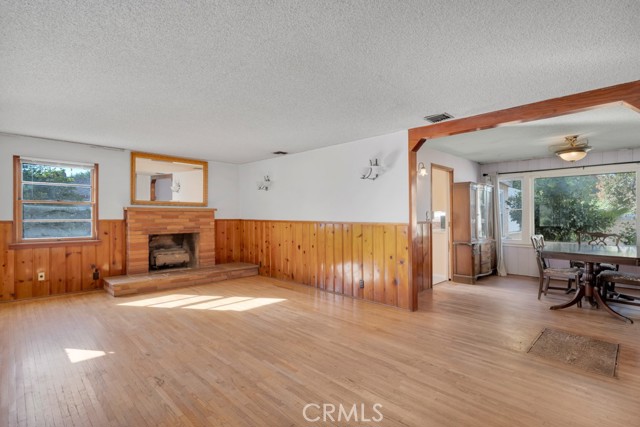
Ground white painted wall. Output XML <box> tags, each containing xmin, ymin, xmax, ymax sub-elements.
<box><xmin>208</xmin><ymin>161</ymin><xmax>239</xmax><ymax>219</ymax></box>
<box><xmin>2</xmin><ymin>130</ymin><xmax>407</xmax><ymax>223</ymax></box>
<box><xmin>237</xmin><ymin>131</ymin><xmax>409</xmax><ymax>223</ymax></box>
<box><xmin>416</xmin><ymin>147</ymin><xmax>481</xmax><ymax>222</ymax></box>
<box><xmin>0</xmin><ymin>134</ymin><xmax>240</xmax><ymax>220</ymax></box>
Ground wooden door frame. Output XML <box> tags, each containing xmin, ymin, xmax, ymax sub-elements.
<box><xmin>406</xmin><ymin>80</ymin><xmax>640</xmax><ymax>311</ymax></box>
<box><xmin>430</xmin><ymin>164</ymin><xmax>454</xmax><ymax>284</ymax></box>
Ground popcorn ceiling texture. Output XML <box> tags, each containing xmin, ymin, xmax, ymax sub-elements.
<box><xmin>1</xmin><ymin>1</ymin><xmax>639</xmax><ymax>163</ymax></box>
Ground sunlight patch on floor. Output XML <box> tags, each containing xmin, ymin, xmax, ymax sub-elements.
<box><xmin>150</xmin><ymin>295</ymin><xmax>222</xmax><ymax>308</ymax></box>
<box><xmin>184</xmin><ymin>296</ymin><xmax>254</xmax><ymax>310</ymax></box>
<box><xmin>118</xmin><ymin>294</ymin><xmax>199</xmax><ymax>307</ymax></box>
<box><xmin>118</xmin><ymin>294</ymin><xmax>287</xmax><ymax>311</ymax></box>
<box><xmin>212</xmin><ymin>298</ymin><xmax>286</xmax><ymax>311</ymax></box>
<box><xmin>65</xmin><ymin>348</ymin><xmax>111</xmax><ymax>363</ymax></box>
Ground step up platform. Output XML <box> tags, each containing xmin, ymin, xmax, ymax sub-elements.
<box><xmin>104</xmin><ymin>262</ymin><xmax>259</xmax><ymax>297</ymax></box>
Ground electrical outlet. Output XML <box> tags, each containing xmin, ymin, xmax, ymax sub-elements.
<box><xmin>359</xmin><ymin>279</ymin><xmax>364</xmax><ymax>289</ymax></box>
<box><xmin>37</xmin><ymin>272</ymin><xmax>45</xmax><ymax>281</ymax></box>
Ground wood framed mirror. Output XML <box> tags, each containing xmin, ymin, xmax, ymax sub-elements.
<box><xmin>130</xmin><ymin>152</ymin><xmax>208</xmax><ymax>206</ymax></box>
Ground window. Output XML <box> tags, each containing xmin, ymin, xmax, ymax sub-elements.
<box><xmin>14</xmin><ymin>156</ymin><xmax>98</xmax><ymax>242</ymax></box>
<box><xmin>499</xmin><ymin>166</ymin><xmax>638</xmax><ymax>245</ymax></box>
<box><xmin>499</xmin><ymin>178</ymin><xmax>523</xmax><ymax>241</ymax></box>
<box><xmin>534</xmin><ymin>172</ymin><xmax>636</xmax><ymax>244</ymax></box>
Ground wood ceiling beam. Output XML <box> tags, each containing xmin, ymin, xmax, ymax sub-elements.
<box><xmin>408</xmin><ymin>80</ymin><xmax>640</xmax><ymax>152</ymax></box>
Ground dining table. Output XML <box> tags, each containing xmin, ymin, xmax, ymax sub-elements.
<box><xmin>541</xmin><ymin>242</ymin><xmax>640</xmax><ymax>322</ymax></box>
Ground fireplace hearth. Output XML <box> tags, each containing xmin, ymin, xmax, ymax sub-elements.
<box><xmin>124</xmin><ymin>208</ymin><xmax>216</xmax><ymax>275</ymax></box>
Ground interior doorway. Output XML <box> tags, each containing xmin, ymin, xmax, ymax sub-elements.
<box><xmin>431</xmin><ymin>165</ymin><xmax>453</xmax><ymax>284</ymax></box>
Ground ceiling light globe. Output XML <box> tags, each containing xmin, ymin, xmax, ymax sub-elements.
<box><xmin>557</xmin><ymin>149</ymin><xmax>588</xmax><ymax>162</ymax></box>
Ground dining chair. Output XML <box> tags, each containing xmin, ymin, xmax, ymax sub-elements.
<box><xmin>573</xmin><ymin>230</ymin><xmax>620</xmax><ymax>272</ymax></box>
<box><xmin>596</xmin><ymin>270</ymin><xmax>640</xmax><ymax>323</ymax></box>
<box><xmin>531</xmin><ymin>234</ymin><xmax>582</xmax><ymax>302</ymax></box>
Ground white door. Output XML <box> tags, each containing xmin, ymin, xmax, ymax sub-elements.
<box><xmin>432</xmin><ymin>167</ymin><xmax>452</xmax><ymax>284</ymax></box>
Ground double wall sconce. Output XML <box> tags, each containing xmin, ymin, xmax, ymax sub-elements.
<box><xmin>257</xmin><ymin>175</ymin><xmax>271</xmax><ymax>191</ymax></box>
<box><xmin>361</xmin><ymin>159</ymin><xmax>381</xmax><ymax>180</ymax></box>
<box><xmin>418</xmin><ymin>162</ymin><xmax>428</xmax><ymax>177</ymax></box>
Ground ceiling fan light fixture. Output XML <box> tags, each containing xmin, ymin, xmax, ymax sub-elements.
<box><xmin>555</xmin><ymin>146</ymin><xmax>590</xmax><ymax>162</ymax></box>
<box><xmin>554</xmin><ymin>135</ymin><xmax>592</xmax><ymax>162</ymax></box>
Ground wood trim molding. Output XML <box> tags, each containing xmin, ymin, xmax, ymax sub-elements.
<box><xmin>130</xmin><ymin>151</ymin><xmax>209</xmax><ymax>207</ymax></box>
<box><xmin>12</xmin><ymin>155</ymin><xmax>100</xmax><ymax>245</ymax></box>
<box><xmin>407</xmin><ymin>80</ymin><xmax>640</xmax><ymax>311</ymax></box>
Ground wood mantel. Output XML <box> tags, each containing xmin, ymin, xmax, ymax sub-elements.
<box><xmin>124</xmin><ymin>208</ymin><xmax>216</xmax><ymax>274</ymax></box>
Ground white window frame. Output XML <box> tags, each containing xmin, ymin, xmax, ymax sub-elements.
<box><xmin>499</xmin><ymin>163</ymin><xmax>640</xmax><ymax>246</ymax></box>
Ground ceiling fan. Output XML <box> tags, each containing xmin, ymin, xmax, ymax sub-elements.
<box><xmin>551</xmin><ymin>135</ymin><xmax>592</xmax><ymax>162</ymax></box>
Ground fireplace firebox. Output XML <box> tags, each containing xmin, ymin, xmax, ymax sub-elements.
<box><xmin>148</xmin><ymin>233</ymin><xmax>198</xmax><ymax>270</ymax></box>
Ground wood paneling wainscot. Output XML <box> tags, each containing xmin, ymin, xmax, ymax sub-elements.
<box><xmin>0</xmin><ymin>220</ymin><xmax>125</xmax><ymax>301</ymax></box>
<box><xmin>215</xmin><ymin>219</ymin><xmax>411</xmax><ymax>309</ymax></box>
<box><xmin>414</xmin><ymin>221</ymin><xmax>432</xmax><ymax>292</ymax></box>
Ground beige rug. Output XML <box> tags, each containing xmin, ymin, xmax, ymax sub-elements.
<box><xmin>527</xmin><ymin>328</ymin><xmax>619</xmax><ymax>377</ymax></box>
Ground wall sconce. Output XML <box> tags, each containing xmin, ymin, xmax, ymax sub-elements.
<box><xmin>418</xmin><ymin>162</ymin><xmax>428</xmax><ymax>177</ymax></box>
<box><xmin>257</xmin><ymin>175</ymin><xmax>271</xmax><ymax>191</ymax></box>
<box><xmin>361</xmin><ymin>159</ymin><xmax>381</xmax><ymax>180</ymax></box>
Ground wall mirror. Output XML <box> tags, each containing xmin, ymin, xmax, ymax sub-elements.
<box><xmin>131</xmin><ymin>152</ymin><xmax>208</xmax><ymax>206</ymax></box>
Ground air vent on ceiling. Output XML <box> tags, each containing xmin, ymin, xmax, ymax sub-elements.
<box><xmin>272</xmin><ymin>151</ymin><xmax>288</xmax><ymax>155</ymax></box>
<box><xmin>423</xmin><ymin>112</ymin><xmax>454</xmax><ymax>123</ymax></box>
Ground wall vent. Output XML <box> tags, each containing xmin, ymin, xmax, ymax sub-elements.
<box><xmin>423</xmin><ymin>112</ymin><xmax>454</xmax><ymax>123</ymax></box>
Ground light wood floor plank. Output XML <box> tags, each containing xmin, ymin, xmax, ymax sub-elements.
<box><xmin>1</xmin><ymin>275</ymin><xmax>640</xmax><ymax>426</ymax></box>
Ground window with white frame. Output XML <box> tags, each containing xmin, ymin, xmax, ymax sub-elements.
<box><xmin>14</xmin><ymin>156</ymin><xmax>98</xmax><ymax>241</ymax></box>
<box><xmin>499</xmin><ymin>165</ymin><xmax>638</xmax><ymax>245</ymax></box>
<box><xmin>499</xmin><ymin>178</ymin><xmax>523</xmax><ymax>241</ymax></box>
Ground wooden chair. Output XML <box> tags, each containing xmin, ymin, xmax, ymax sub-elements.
<box><xmin>531</xmin><ymin>235</ymin><xmax>582</xmax><ymax>302</ymax></box>
<box><xmin>596</xmin><ymin>270</ymin><xmax>640</xmax><ymax>323</ymax></box>
<box><xmin>571</xmin><ymin>230</ymin><xmax>620</xmax><ymax>273</ymax></box>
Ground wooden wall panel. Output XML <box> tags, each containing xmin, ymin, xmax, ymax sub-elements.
<box><xmin>342</xmin><ymin>224</ymin><xmax>353</xmax><ymax>297</ymax></box>
<box><xmin>49</xmin><ymin>247</ymin><xmax>66</xmax><ymax>295</ymax></box>
<box><xmin>214</xmin><ymin>219</ymin><xmax>411</xmax><ymax>309</ymax></box>
<box><xmin>0</xmin><ymin>223</ymin><xmax>15</xmax><ymax>300</ymax></box>
<box><xmin>396</xmin><ymin>225</ymin><xmax>410</xmax><ymax>309</ymax></box>
<box><xmin>32</xmin><ymin>248</ymin><xmax>50</xmax><ymax>297</ymax></box>
<box><xmin>15</xmin><ymin>249</ymin><xmax>34</xmax><ymax>299</ymax></box>
<box><xmin>3</xmin><ymin>217</ymin><xmax>410</xmax><ymax>308</ymax></box>
<box><xmin>362</xmin><ymin>224</ymin><xmax>374</xmax><ymax>302</ymax></box>
<box><xmin>0</xmin><ymin>220</ymin><xmax>126</xmax><ymax>302</ymax></box>
<box><xmin>415</xmin><ymin>222</ymin><xmax>432</xmax><ymax>292</ymax></box>
<box><xmin>65</xmin><ymin>246</ymin><xmax>82</xmax><ymax>293</ymax></box>
<box><xmin>352</xmin><ymin>223</ymin><xmax>363</xmax><ymax>300</ymax></box>
<box><xmin>384</xmin><ymin>225</ymin><xmax>397</xmax><ymax>307</ymax></box>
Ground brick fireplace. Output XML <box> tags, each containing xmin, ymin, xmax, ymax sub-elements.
<box><xmin>124</xmin><ymin>208</ymin><xmax>216</xmax><ymax>274</ymax></box>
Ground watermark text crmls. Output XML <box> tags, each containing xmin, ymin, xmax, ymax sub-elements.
<box><xmin>303</xmin><ymin>402</ymin><xmax>383</xmax><ymax>423</ymax></box>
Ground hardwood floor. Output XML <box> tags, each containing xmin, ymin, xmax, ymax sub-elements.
<box><xmin>1</xmin><ymin>275</ymin><xmax>639</xmax><ymax>426</ymax></box>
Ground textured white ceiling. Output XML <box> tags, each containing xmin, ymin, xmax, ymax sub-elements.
<box><xmin>1</xmin><ymin>1</ymin><xmax>639</xmax><ymax>164</ymax></box>
<box><xmin>423</xmin><ymin>104</ymin><xmax>640</xmax><ymax>163</ymax></box>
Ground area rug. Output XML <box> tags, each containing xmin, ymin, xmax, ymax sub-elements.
<box><xmin>527</xmin><ymin>328</ymin><xmax>619</xmax><ymax>377</ymax></box>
